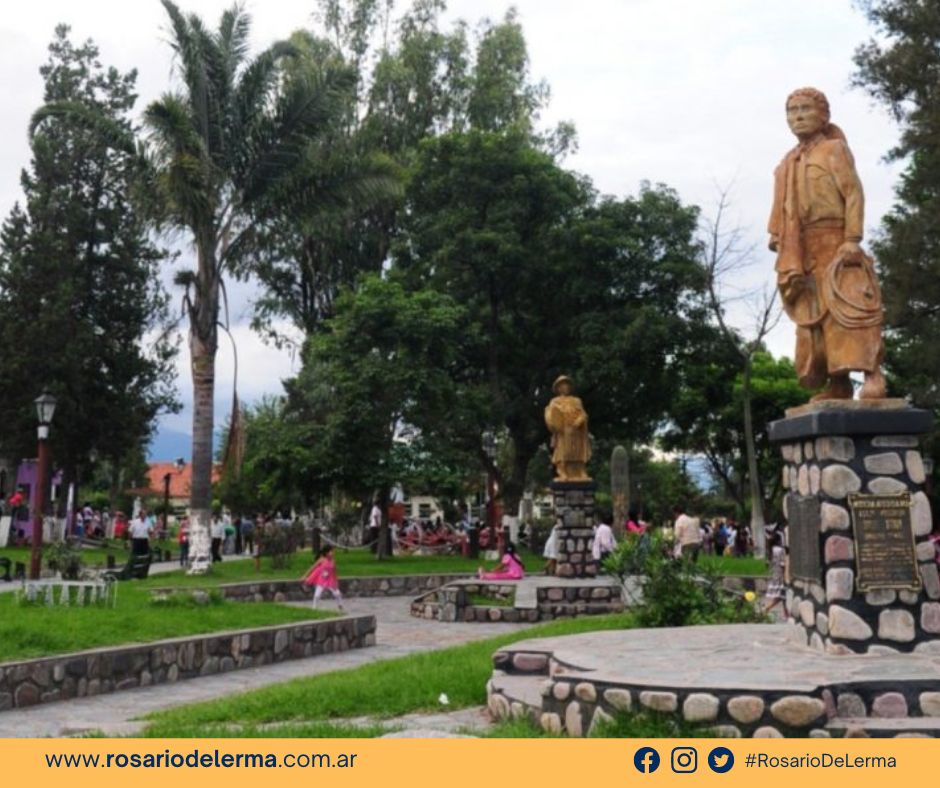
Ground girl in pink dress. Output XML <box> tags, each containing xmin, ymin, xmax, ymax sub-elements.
<box><xmin>478</xmin><ymin>543</ymin><xmax>525</xmax><ymax>581</ymax></box>
<box><xmin>303</xmin><ymin>546</ymin><xmax>344</xmax><ymax>610</ymax></box>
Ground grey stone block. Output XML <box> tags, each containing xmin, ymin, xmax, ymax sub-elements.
<box><xmin>821</xmin><ymin>465</ymin><xmax>862</xmax><ymax>498</ymax></box>
<box><xmin>863</xmin><ymin>452</ymin><xmax>904</xmax><ymax>475</ymax></box>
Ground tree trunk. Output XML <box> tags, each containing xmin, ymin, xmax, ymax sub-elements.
<box><xmin>742</xmin><ymin>357</ymin><xmax>766</xmax><ymax>558</ymax></box>
<box><xmin>501</xmin><ymin>442</ymin><xmax>532</xmax><ymax>520</ymax></box>
<box><xmin>187</xmin><ymin>325</ymin><xmax>217</xmax><ymax>574</ymax></box>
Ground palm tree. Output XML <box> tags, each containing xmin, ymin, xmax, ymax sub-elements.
<box><xmin>139</xmin><ymin>1</ymin><xmax>358</xmax><ymax>571</ymax></box>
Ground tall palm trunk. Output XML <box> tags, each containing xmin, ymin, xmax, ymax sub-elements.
<box><xmin>187</xmin><ymin>329</ymin><xmax>217</xmax><ymax>572</ymax></box>
<box><xmin>187</xmin><ymin>248</ymin><xmax>219</xmax><ymax>574</ymax></box>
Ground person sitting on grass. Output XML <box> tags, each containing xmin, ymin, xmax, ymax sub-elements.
<box><xmin>303</xmin><ymin>545</ymin><xmax>345</xmax><ymax>611</ymax></box>
<box><xmin>478</xmin><ymin>542</ymin><xmax>525</xmax><ymax>581</ymax></box>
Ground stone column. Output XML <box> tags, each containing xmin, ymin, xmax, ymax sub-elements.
<box><xmin>769</xmin><ymin>401</ymin><xmax>939</xmax><ymax>655</ymax></box>
<box><xmin>551</xmin><ymin>481</ymin><xmax>597</xmax><ymax>578</ymax></box>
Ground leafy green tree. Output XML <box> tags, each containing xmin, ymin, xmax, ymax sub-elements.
<box><xmin>290</xmin><ymin>275</ymin><xmax>467</xmax><ymax>557</ymax></box>
<box><xmin>0</xmin><ymin>26</ymin><xmax>177</xmax><ymax>498</ymax></box>
<box><xmin>33</xmin><ymin>2</ymin><xmax>356</xmax><ymax>569</ymax></box>
<box><xmin>395</xmin><ymin>129</ymin><xmax>706</xmax><ymax>513</ymax></box>
<box><xmin>216</xmin><ymin>396</ymin><xmax>315</xmax><ymax>515</ymax></box>
<box><xmin>249</xmin><ymin>1</ymin><xmax>557</xmax><ymax>344</ymax></box>
<box><xmin>663</xmin><ymin>349</ymin><xmax>804</xmax><ymax>521</ymax></box>
<box><xmin>853</xmin><ymin>0</ymin><xmax>940</xmax><ymax>471</ymax></box>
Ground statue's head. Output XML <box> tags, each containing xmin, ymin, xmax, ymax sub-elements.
<box><xmin>786</xmin><ymin>87</ymin><xmax>830</xmax><ymax>140</ymax></box>
<box><xmin>552</xmin><ymin>375</ymin><xmax>573</xmax><ymax>396</ymax></box>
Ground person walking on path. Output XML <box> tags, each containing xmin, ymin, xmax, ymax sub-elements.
<box><xmin>478</xmin><ymin>543</ymin><xmax>525</xmax><ymax>581</ymax></box>
<box><xmin>210</xmin><ymin>514</ymin><xmax>224</xmax><ymax>562</ymax></box>
<box><xmin>177</xmin><ymin>517</ymin><xmax>190</xmax><ymax>568</ymax></box>
<box><xmin>129</xmin><ymin>510</ymin><xmax>152</xmax><ymax>556</ymax></box>
<box><xmin>672</xmin><ymin>504</ymin><xmax>702</xmax><ymax>562</ymax></box>
<box><xmin>303</xmin><ymin>546</ymin><xmax>344</xmax><ymax>610</ymax></box>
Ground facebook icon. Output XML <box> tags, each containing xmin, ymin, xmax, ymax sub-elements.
<box><xmin>634</xmin><ymin>747</ymin><xmax>661</xmax><ymax>774</ymax></box>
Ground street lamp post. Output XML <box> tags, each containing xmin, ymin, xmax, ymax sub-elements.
<box><xmin>30</xmin><ymin>392</ymin><xmax>57</xmax><ymax>580</ymax></box>
<box><xmin>162</xmin><ymin>457</ymin><xmax>186</xmax><ymax>541</ymax></box>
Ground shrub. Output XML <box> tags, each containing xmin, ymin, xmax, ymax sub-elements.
<box><xmin>257</xmin><ymin>521</ymin><xmax>305</xmax><ymax>569</ymax></box>
<box><xmin>149</xmin><ymin>589</ymin><xmax>224</xmax><ymax>608</ymax></box>
<box><xmin>603</xmin><ymin>531</ymin><xmax>764</xmax><ymax>627</ymax></box>
<box><xmin>44</xmin><ymin>540</ymin><xmax>84</xmax><ymax>580</ymax></box>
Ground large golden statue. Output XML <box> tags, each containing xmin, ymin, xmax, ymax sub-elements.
<box><xmin>769</xmin><ymin>87</ymin><xmax>886</xmax><ymax>401</ymax></box>
<box><xmin>545</xmin><ymin>375</ymin><xmax>592</xmax><ymax>482</ymax></box>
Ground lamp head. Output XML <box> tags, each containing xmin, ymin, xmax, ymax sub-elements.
<box><xmin>34</xmin><ymin>391</ymin><xmax>57</xmax><ymax>427</ymax></box>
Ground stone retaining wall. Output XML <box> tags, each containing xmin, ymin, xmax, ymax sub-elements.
<box><xmin>488</xmin><ymin>648</ymin><xmax>940</xmax><ymax>737</ymax></box>
<box><xmin>0</xmin><ymin>615</ymin><xmax>375</xmax><ymax>711</ymax></box>
<box><xmin>410</xmin><ymin>582</ymin><xmax>624</xmax><ymax>623</ymax></box>
<box><xmin>151</xmin><ymin>573</ymin><xmax>473</xmax><ymax>605</ymax></box>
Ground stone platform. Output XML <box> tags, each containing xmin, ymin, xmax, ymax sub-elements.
<box><xmin>486</xmin><ymin>623</ymin><xmax>940</xmax><ymax>737</ymax></box>
<box><xmin>410</xmin><ymin>576</ymin><xmax>625</xmax><ymax>623</ymax></box>
<box><xmin>769</xmin><ymin>402</ymin><xmax>938</xmax><ymax>654</ymax></box>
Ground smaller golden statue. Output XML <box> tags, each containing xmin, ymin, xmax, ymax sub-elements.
<box><xmin>545</xmin><ymin>375</ymin><xmax>592</xmax><ymax>482</ymax></box>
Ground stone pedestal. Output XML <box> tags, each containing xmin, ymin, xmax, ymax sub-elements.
<box><xmin>551</xmin><ymin>481</ymin><xmax>598</xmax><ymax>578</ymax></box>
<box><xmin>769</xmin><ymin>401</ymin><xmax>939</xmax><ymax>655</ymax></box>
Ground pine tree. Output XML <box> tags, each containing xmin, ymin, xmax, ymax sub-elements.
<box><xmin>0</xmin><ymin>26</ymin><xmax>177</xmax><ymax>495</ymax></box>
<box><xmin>854</xmin><ymin>1</ymin><xmax>940</xmax><ymax>412</ymax></box>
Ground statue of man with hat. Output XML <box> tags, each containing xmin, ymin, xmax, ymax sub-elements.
<box><xmin>768</xmin><ymin>86</ymin><xmax>886</xmax><ymax>401</ymax></box>
<box><xmin>544</xmin><ymin>375</ymin><xmax>592</xmax><ymax>482</ymax></box>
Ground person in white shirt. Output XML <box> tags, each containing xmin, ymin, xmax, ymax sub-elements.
<box><xmin>367</xmin><ymin>500</ymin><xmax>382</xmax><ymax>553</ymax></box>
<box><xmin>210</xmin><ymin>514</ymin><xmax>225</xmax><ymax>562</ymax></box>
<box><xmin>129</xmin><ymin>510</ymin><xmax>152</xmax><ymax>556</ymax></box>
<box><xmin>672</xmin><ymin>504</ymin><xmax>702</xmax><ymax>562</ymax></box>
<box><xmin>592</xmin><ymin>513</ymin><xmax>617</xmax><ymax>564</ymax></box>
<box><xmin>542</xmin><ymin>520</ymin><xmax>560</xmax><ymax>575</ymax></box>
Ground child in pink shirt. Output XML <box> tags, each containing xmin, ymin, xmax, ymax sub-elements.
<box><xmin>303</xmin><ymin>546</ymin><xmax>344</xmax><ymax>610</ymax></box>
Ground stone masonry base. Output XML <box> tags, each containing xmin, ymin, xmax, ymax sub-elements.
<box><xmin>486</xmin><ymin>624</ymin><xmax>940</xmax><ymax>738</ymax></box>
<box><xmin>0</xmin><ymin>615</ymin><xmax>376</xmax><ymax>712</ymax></box>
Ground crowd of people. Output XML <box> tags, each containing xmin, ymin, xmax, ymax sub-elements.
<box><xmin>670</xmin><ymin>504</ymin><xmax>756</xmax><ymax>560</ymax></box>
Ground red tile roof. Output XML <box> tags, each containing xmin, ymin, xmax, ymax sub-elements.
<box><xmin>145</xmin><ymin>462</ymin><xmax>222</xmax><ymax>499</ymax></box>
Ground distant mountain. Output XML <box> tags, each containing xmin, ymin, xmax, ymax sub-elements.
<box><xmin>147</xmin><ymin>429</ymin><xmax>191</xmax><ymax>462</ymax></box>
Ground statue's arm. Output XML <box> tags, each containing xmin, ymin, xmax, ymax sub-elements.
<box><xmin>544</xmin><ymin>403</ymin><xmax>559</xmax><ymax>431</ymax></box>
<box><xmin>828</xmin><ymin>140</ymin><xmax>864</xmax><ymax>244</ymax></box>
<box><xmin>572</xmin><ymin>398</ymin><xmax>587</xmax><ymax>428</ymax></box>
<box><xmin>768</xmin><ymin>161</ymin><xmax>785</xmax><ymax>251</ymax></box>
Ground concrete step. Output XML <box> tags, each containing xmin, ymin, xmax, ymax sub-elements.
<box><xmin>827</xmin><ymin>717</ymin><xmax>940</xmax><ymax>737</ymax></box>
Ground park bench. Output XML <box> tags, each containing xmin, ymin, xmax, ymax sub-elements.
<box><xmin>103</xmin><ymin>551</ymin><xmax>152</xmax><ymax>581</ymax></box>
<box><xmin>0</xmin><ymin>556</ymin><xmax>10</xmax><ymax>582</ymax></box>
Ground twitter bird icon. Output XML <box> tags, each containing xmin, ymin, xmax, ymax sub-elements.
<box><xmin>708</xmin><ymin>747</ymin><xmax>734</xmax><ymax>774</ymax></box>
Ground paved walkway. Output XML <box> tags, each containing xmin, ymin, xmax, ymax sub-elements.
<box><xmin>0</xmin><ymin>597</ymin><xmax>534</xmax><ymax>737</ymax></box>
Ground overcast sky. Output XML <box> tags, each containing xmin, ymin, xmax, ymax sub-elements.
<box><xmin>0</xmin><ymin>1</ymin><xmax>902</xmax><ymax>454</ymax></box>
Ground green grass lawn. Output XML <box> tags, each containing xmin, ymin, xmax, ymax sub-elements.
<box><xmin>0</xmin><ymin>540</ymin><xmax>178</xmax><ymax>571</ymax></box>
<box><xmin>143</xmin><ymin>549</ymin><xmax>542</xmax><ymax>588</ymax></box>
<box><xmin>700</xmin><ymin>554</ymin><xmax>767</xmax><ymax>576</ymax></box>
<box><xmin>1</xmin><ymin>545</ymin><xmax>114</xmax><ymax>568</ymax></box>
<box><xmin>0</xmin><ymin>584</ymin><xmax>332</xmax><ymax>663</ymax></box>
<box><xmin>144</xmin><ymin>550</ymin><xmax>766</xmax><ymax>589</ymax></box>
<box><xmin>141</xmin><ymin>613</ymin><xmax>634</xmax><ymax>737</ymax></box>
<box><xmin>478</xmin><ymin>711</ymin><xmax>714</xmax><ymax>738</ymax></box>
